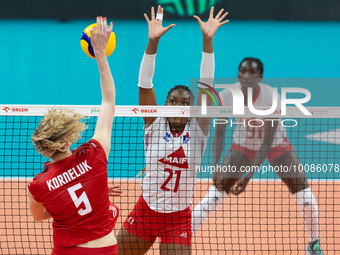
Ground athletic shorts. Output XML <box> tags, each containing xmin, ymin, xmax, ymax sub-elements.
<box><xmin>52</xmin><ymin>244</ymin><xmax>117</xmax><ymax>255</ymax></box>
<box><xmin>123</xmin><ymin>195</ymin><xmax>192</xmax><ymax>246</ymax></box>
<box><xmin>231</xmin><ymin>142</ymin><xmax>294</xmax><ymax>162</ymax></box>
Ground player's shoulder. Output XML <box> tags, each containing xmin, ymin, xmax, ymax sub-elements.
<box><xmin>28</xmin><ymin>165</ymin><xmax>51</xmax><ymax>201</ymax></box>
<box><xmin>219</xmin><ymin>82</ymin><xmax>240</xmax><ymax>106</ymax></box>
<box><xmin>219</xmin><ymin>82</ymin><xmax>241</xmax><ymax>96</ymax></box>
<box><xmin>259</xmin><ymin>82</ymin><xmax>274</xmax><ymax>91</ymax></box>
<box><xmin>74</xmin><ymin>139</ymin><xmax>101</xmax><ymax>155</ymax></box>
<box><xmin>258</xmin><ymin>83</ymin><xmax>280</xmax><ymax>97</ymax></box>
<box><xmin>72</xmin><ymin>139</ymin><xmax>107</xmax><ymax>164</ymax></box>
<box><xmin>30</xmin><ymin>167</ymin><xmax>49</xmax><ymax>185</ymax></box>
<box><xmin>145</xmin><ymin>117</ymin><xmax>167</xmax><ymax>132</ymax></box>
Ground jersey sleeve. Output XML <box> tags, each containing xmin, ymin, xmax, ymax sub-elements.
<box><xmin>144</xmin><ymin>117</ymin><xmax>162</xmax><ymax>134</ymax></box>
<box><xmin>191</xmin><ymin>117</ymin><xmax>209</xmax><ymax>140</ymax></box>
<box><xmin>28</xmin><ymin>177</ymin><xmax>41</xmax><ymax>202</ymax></box>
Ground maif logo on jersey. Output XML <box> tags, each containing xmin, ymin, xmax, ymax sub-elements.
<box><xmin>158</xmin><ymin>146</ymin><xmax>189</xmax><ymax>169</ymax></box>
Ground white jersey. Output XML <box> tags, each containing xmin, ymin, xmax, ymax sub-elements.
<box><xmin>141</xmin><ymin>117</ymin><xmax>208</xmax><ymax>213</ymax></box>
<box><xmin>219</xmin><ymin>82</ymin><xmax>288</xmax><ymax>151</ymax></box>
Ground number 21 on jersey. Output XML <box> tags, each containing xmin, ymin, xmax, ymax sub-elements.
<box><xmin>160</xmin><ymin>168</ymin><xmax>181</xmax><ymax>193</ymax></box>
<box><xmin>247</xmin><ymin>118</ymin><xmax>263</xmax><ymax>138</ymax></box>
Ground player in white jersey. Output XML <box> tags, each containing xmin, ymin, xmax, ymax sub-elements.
<box><xmin>192</xmin><ymin>58</ymin><xmax>324</xmax><ymax>255</ymax></box>
<box><xmin>220</xmin><ymin>81</ymin><xmax>290</xmax><ymax>151</ymax></box>
<box><xmin>114</xmin><ymin>5</ymin><xmax>229</xmax><ymax>255</ymax></box>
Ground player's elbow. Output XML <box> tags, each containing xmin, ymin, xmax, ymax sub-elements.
<box><xmin>31</xmin><ymin>214</ymin><xmax>45</xmax><ymax>222</ymax></box>
<box><xmin>29</xmin><ymin>208</ymin><xmax>49</xmax><ymax>222</ymax></box>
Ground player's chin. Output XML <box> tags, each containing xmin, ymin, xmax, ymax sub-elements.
<box><xmin>168</xmin><ymin>117</ymin><xmax>189</xmax><ymax>126</ymax></box>
<box><xmin>240</xmin><ymin>82</ymin><xmax>256</xmax><ymax>88</ymax></box>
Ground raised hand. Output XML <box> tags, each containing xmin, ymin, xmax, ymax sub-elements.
<box><xmin>144</xmin><ymin>5</ymin><xmax>175</xmax><ymax>40</ymax></box>
<box><xmin>91</xmin><ymin>16</ymin><xmax>113</xmax><ymax>54</ymax></box>
<box><xmin>194</xmin><ymin>7</ymin><xmax>229</xmax><ymax>40</ymax></box>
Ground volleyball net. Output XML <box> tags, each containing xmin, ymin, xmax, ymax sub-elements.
<box><xmin>0</xmin><ymin>105</ymin><xmax>339</xmax><ymax>255</ymax></box>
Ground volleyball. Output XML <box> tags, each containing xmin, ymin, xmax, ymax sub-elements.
<box><xmin>80</xmin><ymin>23</ymin><xmax>116</xmax><ymax>59</ymax></box>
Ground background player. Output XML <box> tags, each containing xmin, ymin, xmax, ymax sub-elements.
<box><xmin>192</xmin><ymin>57</ymin><xmax>324</xmax><ymax>255</ymax></box>
<box><xmin>115</xmin><ymin>5</ymin><xmax>228</xmax><ymax>255</ymax></box>
<box><xmin>27</xmin><ymin>17</ymin><xmax>120</xmax><ymax>255</ymax></box>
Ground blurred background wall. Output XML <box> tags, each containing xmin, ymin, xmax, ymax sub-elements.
<box><xmin>2</xmin><ymin>0</ymin><xmax>340</xmax><ymax>20</ymax></box>
<box><xmin>0</xmin><ymin>0</ymin><xmax>339</xmax><ymax>106</ymax></box>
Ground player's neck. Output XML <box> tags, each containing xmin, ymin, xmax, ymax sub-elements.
<box><xmin>169</xmin><ymin>124</ymin><xmax>185</xmax><ymax>134</ymax></box>
<box><xmin>50</xmin><ymin>150</ymin><xmax>72</xmax><ymax>163</ymax></box>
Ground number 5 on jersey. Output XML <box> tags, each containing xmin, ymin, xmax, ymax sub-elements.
<box><xmin>67</xmin><ymin>183</ymin><xmax>92</xmax><ymax>216</ymax></box>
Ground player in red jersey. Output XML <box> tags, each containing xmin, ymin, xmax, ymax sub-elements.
<box><xmin>27</xmin><ymin>16</ymin><xmax>121</xmax><ymax>255</ymax></box>
<box><xmin>114</xmin><ymin>5</ymin><xmax>228</xmax><ymax>255</ymax></box>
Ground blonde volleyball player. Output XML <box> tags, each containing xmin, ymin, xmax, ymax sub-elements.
<box><xmin>114</xmin><ymin>5</ymin><xmax>228</xmax><ymax>255</ymax></box>
<box><xmin>192</xmin><ymin>58</ymin><xmax>324</xmax><ymax>255</ymax></box>
<box><xmin>27</xmin><ymin>17</ymin><xmax>121</xmax><ymax>255</ymax></box>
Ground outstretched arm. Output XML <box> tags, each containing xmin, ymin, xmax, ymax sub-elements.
<box><xmin>91</xmin><ymin>16</ymin><xmax>116</xmax><ymax>159</ymax></box>
<box><xmin>194</xmin><ymin>7</ymin><xmax>229</xmax><ymax>136</ymax></box>
<box><xmin>231</xmin><ymin>120</ymin><xmax>278</xmax><ymax>195</ymax></box>
<box><xmin>139</xmin><ymin>6</ymin><xmax>175</xmax><ymax>128</ymax></box>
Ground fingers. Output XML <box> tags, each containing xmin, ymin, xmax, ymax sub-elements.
<box><xmin>108</xmin><ymin>185</ymin><xmax>123</xmax><ymax>197</ymax></box>
<box><xmin>230</xmin><ymin>187</ymin><xmax>239</xmax><ymax>195</ymax></box>
<box><xmin>193</xmin><ymin>15</ymin><xmax>202</xmax><ymax>24</ymax></box>
<box><xmin>215</xmin><ymin>8</ymin><xmax>224</xmax><ymax>20</ymax></box>
<box><xmin>95</xmin><ymin>16</ymin><xmax>105</xmax><ymax>34</ymax></box>
<box><xmin>103</xmin><ymin>17</ymin><xmax>107</xmax><ymax>30</ymax></box>
<box><xmin>90</xmin><ymin>24</ymin><xmax>96</xmax><ymax>38</ymax></box>
<box><xmin>144</xmin><ymin>13</ymin><xmax>150</xmax><ymax>23</ymax></box>
<box><xmin>209</xmin><ymin>6</ymin><xmax>214</xmax><ymax>19</ymax></box>
<box><xmin>109</xmin><ymin>185</ymin><xmax>120</xmax><ymax>190</ymax></box>
<box><xmin>108</xmin><ymin>21</ymin><xmax>113</xmax><ymax>35</ymax></box>
<box><xmin>155</xmin><ymin>5</ymin><xmax>164</xmax><ymax>22</ymax></box>
<box><xmin>98</xmin><ymin>16</ymin><xmax>104</xmax><ymax>33</ymax></box>
<box><xmin>220</xmin><ymin>20</ymin><xmax>229</xmax><ymax>26</ymax></box>
<box><xmin>218</xmin><ymin>11</ymin><xmax>229</xmax><ymax>22</ymax></box>
<box><xmin>164</xmin><ymin>24</ymin><xmax>176</xmax><ymax>32</ymax></box>
<box><xmin>147</xmin><ymin>5</ymin><xmax>165</xmax><ymax>23</ymax></box>
<box><xmin>151</xmin><ymin>6</ymin><xmax>155</xmax><ymax>20</ymax></box>
<box><xmin>150</xmin><ymin>6</ymin><xmax>162</xmax><ymax>20</ymax></box>
<box><xmin>108</xmin><ymin>193</ymin><xmax>123</xmax><ymax>197</ymax></box>
<box><xmin>94</xmin><ymin>16</ymin><xmax>113</xmax><ymax>37</ymax></box>
<box><xmin>231</xmin><ymin>184</ymin><xmax>244</xmax><ymax>195</ymax></box>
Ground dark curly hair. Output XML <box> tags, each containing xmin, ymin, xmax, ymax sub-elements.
<box><xmin>239</xmin><ymin>57</ymin><xmax>264</xmax><ymax>75</ymax></box>
<box><xmin>166</xmin><ymin>85</ymin><xmax>195</xmax><ymax>104</ymax></box>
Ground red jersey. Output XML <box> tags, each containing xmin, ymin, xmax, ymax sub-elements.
<box><xmin>28</xmin><ymin>139</ymin><xmax>118</xmax><ymax>248</ymax></box>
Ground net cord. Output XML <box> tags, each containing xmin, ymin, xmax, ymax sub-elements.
<box><xmin>0</xmin><ymin>105</ymin><xmax>339</xmax><ymax>118</ymax></box>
